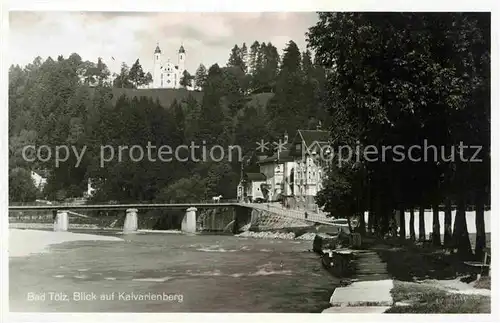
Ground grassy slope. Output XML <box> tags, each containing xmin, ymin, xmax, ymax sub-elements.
<box><xmin>109</xmin><ymin>88</ymin><xmax>275</xmax><ymax>112</ymax></box>
<box><xmin>387</xmin><ymin>280</ymin><xmax>490</xmax><ymax>313</ymax></box>
<box><xmin>110</xmin><ymin>88</ymin><xmax>203</xmax><ymax>108</ymax></box>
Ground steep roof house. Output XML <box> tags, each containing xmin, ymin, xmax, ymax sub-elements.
<box><xmin>236</xmin><ymin>129</ymin><xmax>331</xmax><ymax>208</ymax></box>
<box><xmin>288</xmin><ymin>130</ymin><xmax>331</xmax><ymax>207</ymax></box>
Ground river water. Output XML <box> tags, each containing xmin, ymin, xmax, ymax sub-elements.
<box><xmin>9</xmin><ymin>230</ymin><xmax>338</xmax><ymax>312</ymax></box>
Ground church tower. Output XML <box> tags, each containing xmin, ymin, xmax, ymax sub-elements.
<box><xmin>153</xmin><ymin>43</ymin><xmax>162</xmax><ymax>88</ymax></box>
<box><xmin>177</xmin><ymin>44</ymin><xmax>186</xmax><ymax>88</ymax></box>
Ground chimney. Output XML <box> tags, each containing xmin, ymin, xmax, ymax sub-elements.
<box><xmin>284</xmin><ymin>131</ymin><xmax>289</xmax><ymax>143</ymax></box>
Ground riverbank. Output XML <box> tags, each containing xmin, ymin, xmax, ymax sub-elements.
<box><xmin>235</xmin><ymin>231</ymin><xmax>316</xmax><ymax>240</ymax></box>
<box><xmin>315</xmin><ymin>232</ymin><xmax>492</xmax><ymax>314</ymax></box>
<box><xmin>9</xmin><ymin>229</ymin><xmax>123</xmax><ymax>258</ymax></box>
<box><xmin>387</xmin><ymin>279</ymin><xmax>490</xmax><ymax>313</ymax></box>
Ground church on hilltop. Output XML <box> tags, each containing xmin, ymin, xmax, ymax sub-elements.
<box><xmin>151</xmin><ymin>43</ymin><xmax>187</xmax><ymax>89</ymax></box>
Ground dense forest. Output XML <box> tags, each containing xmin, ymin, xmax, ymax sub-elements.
<box><xmin>308</xmin><ymin>12</ymin><xmax>490</xmax><ymax>260</ymax></box>
<box><xmin>8</xmin><ymin>12</ymin><xmax>491</xmax><ymax>260</ymax></box>
<box><xmin>8</xmin><ymin>40</ymin><xmax>327</xmax><ymax>204</ymax></box>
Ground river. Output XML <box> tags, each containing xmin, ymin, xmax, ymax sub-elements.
<box><xmin>9</xmin><ymin>230</ymin><xmax>338</xmax><ymax>312</ymax></box>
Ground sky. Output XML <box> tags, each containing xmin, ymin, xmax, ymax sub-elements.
<box><xmin>9</xmin><ymin>12</ymin><xmax>319</xmax><ymax>75</ymax></box>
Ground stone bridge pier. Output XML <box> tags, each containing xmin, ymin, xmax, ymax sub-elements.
<box><xmin>232</xmin><ymin>206</ymin><xmax>252</xmax><ymax>233</ymax></box>
<box><xmin>50</xmin><ymin>206</ymin><xmax>205</xmax><ymax>234</ymax></box>
<box><xmin>123</xmin><ymin>208</ymin><xmax>138</xmax><ymax>233</ymax></box>
<box><xmin>181</xmin><ymin>207</ymin><xmax>197</xmax><ymax>233</ymax></box>
<box><xmin>53</xmin><ymin>210</ymin><xmax>69</xmax><ymax>232</ymax></box>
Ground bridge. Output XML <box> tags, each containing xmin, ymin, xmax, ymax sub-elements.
<box><xmin>8</xmin><ymin>202</ymin><xmax>334</xmax><ymax>233</ymax></box>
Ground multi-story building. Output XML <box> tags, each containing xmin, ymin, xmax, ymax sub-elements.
<box><xmin>237</xmin><ymin>173</ymin><xmax>267</xmax><ymax>202</ymax></box>
<box><xmin>288</xmin><ymin>130</ymin><xmax>330</xmax><ymax>205</ymax></box>
<box><xmin>237</xmin><ymin>129</ymin><xmax>330</xmax><ymax>209</ymax></box>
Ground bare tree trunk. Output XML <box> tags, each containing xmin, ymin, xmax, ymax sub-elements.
<box><xmin>380</xmin><ymin>194</ymin><xmax>390</xmax><ymax>237</ymax></box>
<box><xmin>367</xmin><ymin>211</ymin><xmax>373</xmax><ymax>233</ymax></box>
<box><xmin>390</xmin><ymin>210</ymin><xmax>397</xmax><ymax>237</ymax></box>
<box><xmin>475</xmin><ymin>194</ymin><xmax>486</xmax><ymax>261</ymax></box>
<box><xmin>367</xmin><ymin>192</ymin><xmax>374</xmax><ymax>234</ymax></box>
<box><xmin>418</xmin><ymin>206</ymin><xmax>426</xmax><ymax>241</ymax></box>
<box><xmin>444</xmin><ymin>198</ymin><xmax>453</xmax><ymax>248</ymax></box>
<box><xmin>409</xmin><ymin>208</ymin><xmax>416</xmax><ymax>241</ymax></box>
<box><xmin>432</xmin><ymin>203</ymin><xmax>441</xmax><ymax>246</ymax></box>
<box><xmin>358</xmin><ymin>210</ymin><xmax>366</xmax><ymax>235</ymax></box>
<box><xmin>374</xmin><ymin>190</ymin><xmax>382</xmax><ymax>236</ymax></box>
<box><xmin>453</xmin><ymin>197</ymin><xmax>472</xmax><ymax>260</ymax></box>
<box><xmin>357</xmin><ymin>176</ymin><xmax>366</xmax><ymax>236</ymax></box>
<box><xmin>399</xmin><ymin>206</ymin><xmax>406</xmax><ymax>239</ymax></box>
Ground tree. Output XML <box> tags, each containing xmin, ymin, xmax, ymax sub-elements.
<box><xmin>280</xmin><ymin>40</ymin><xmax>301</xmax><ymax>73</ymax></box>
<box><xmin>409</xmin><ymin>208</ymin><xmax>416</xmax><ymax>241</ymax></box>
<box><xmin>197</xmin><ymin>64</ymin><xmax>227</xmax><ymax>145</ymax></box>
<box><xmin>9</xmin><ymin>168</ymin><xmax>38</xmax><ymax>202</ymax></box>
<box><xmin>155</xmin><ymin>175</ymin><xmax>206</xmax><ymax>203</ymax></box>
<box><xmin>204</xmin><ymin>162</ymin><xmax>239</xmax><ymax>199</ymax></box>
<box><xmin>307</xmin><ymin>13</ymin><xmax>490</xmax><ymax>258</ymax></box>
<box><xmin>266</xmin><ymin>40</ymin><xmax>305</xmax><ymax>136</ymax></box>
<box><xmin>113</xmin><ymin>63</ymin><xmax>133</xmax><ymax>88</ymax></box>
<box><xmin>432</xmin><ymin>204</ymin><xmax>441</xmax><ymax>246</ymax></box>
<box><xmin>170</xmin><ymin>99</ymin><xmax>185</xmax><ymax>146</ymax></box>
<box><xmin>228</xmin><ymin>44</ymin><xmax>245</xmax><ymax>71</ymax></box>
<box><xmin>129</xmin><ymin>59</ymin><xmax>146</xmax><ymax>88</ymax></box>
<box><xmin>180</xmin><ymin>70</ymin><xmax>193</xmax><ymax>88</ymax></box>
<box><xmin>301</xmin><ymin>49</ymin><xmax>313</xmax><ymax>74</ymax></box>
<box><xmin>9</xmin><ymin>129</ymin><xmax>38</xmax><ymax>169</ymax></box>
<box><xmin>250</xmin><ymin>42</ymin><xmax>280</xmax><ymax>92</ymax></box>
<box><xmin>443</xmin><ymin>198</ymin><xmax>453</xmax><ymax>247</ymax></box>
<box><xmin>248</xmin><ymin>41</ymin><xmax>260</xmax><ymax>74</ymax></box>
<box><xmin>183</xmin><ymin>94</ymin><xmax>202</xmax><ymax>142</ymax></box>
<box><xmin>95</xmin><ymin>57</ymin><xmax>111</xmax><ymax>85</ymax></box>
<box><xmin>418</xmin><ymin>207</ymin><xmax>426</xmax><ymax>241</ymax></box>
<box><xmin>234</xmin><ymin>104</ymin><xmax>269</xmax><ymax>153</ymax></box>
<box><xmin>240</xmin><ymin>42</ymin><xmax>248</xmax><ymax>73</ymax></box>
<box><xmin>81</xmin><ymin>61</ymin><xmax>97</xmax><ymax>85</ymax></box>
<box><xmin>144</xmin><ymin>72</ymin><xmax>153</xmax><ymax>87</ymax></box>
<box><xmin>194</xmin><ymin>64</ymin><xmax>207</xmax><ymax>90</ymax></box>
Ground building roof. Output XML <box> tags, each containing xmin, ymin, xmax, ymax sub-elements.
<box><xmin>289</xmin><ymin>129</ymin><xmax>330</xmax><ymax>157</ymax></box>
<box><xmin>296</xmin><ymin>130</ymin><xmax>330</xmax><ymax>146</ymax></box>
<box><xmin>154</xmin><ymin>43</ymin><xmax>161</xmax><ymax>54</ymax></box>
<box><xmin>257</xmin><ymin>147</ymin><xmax>294</xmax><ymax>164</ymax></box>
<box><xmin>179</xmin><ymin>45</ymin><xmax>186</xmax><ymax>53</ymax></box>
<box><xmin>244</xmin><ymin>172</ymin><xmax>267</xmax><ymax>181</ymax></box>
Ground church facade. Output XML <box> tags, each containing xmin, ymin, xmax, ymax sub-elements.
<box><xmin>151</xmin><ymin>43</ymin><xmax>186</xmax><ymax>89</ymax></box>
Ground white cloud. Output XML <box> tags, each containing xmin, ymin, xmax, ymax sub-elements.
<box><xmin>9</xmin><ymin>12</ymin><xmax>317</xmax><ymax>75</ymax></box>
